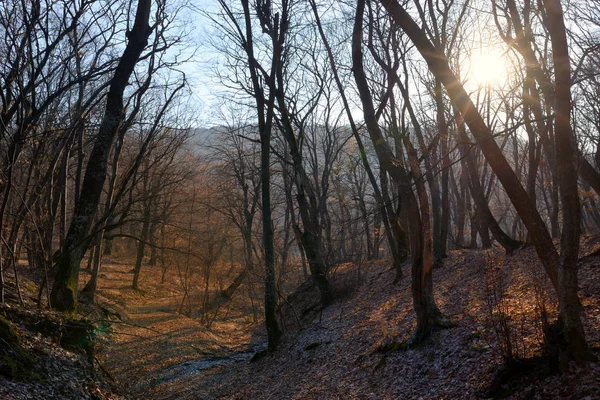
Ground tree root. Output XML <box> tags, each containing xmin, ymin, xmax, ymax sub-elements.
<box><xmin>407</xmin><ymin>319</ymin><xmax>456</xmax><ymax>348</ymax></box>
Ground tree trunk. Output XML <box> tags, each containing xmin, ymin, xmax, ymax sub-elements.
<box><xmin>238</xmin><ymin>0</ymin><xmax>281</xmax><ymax>351</ymax></box>
<box><xmin>439</xmin><ymin>117</ymin><xmax>450</xmax><ymax>258</ymax></box>
<box><xmin>352</xmin><ymin>0</ymin><xmax>444</xmax><ymax>343</ymax></box>
<box><xmin>132</xmin><ymin>214</ymin><xmax>150</xmax><ymax>290</ymax></box>
<box><xmin>434</xmin><ymin>78</ymin><xmax>448</xmax><ymax>260</ymax></box>
<box><xmin>81</xmin><ymin>234</ymin><xmax>103</xmax><ymax>303</ymax></box>
<box><xmin>403</xmin><ymin>134</ymin><xmax>444</xmax><ymax>344</ymax></box>
<box><xmin>262</xmin><ymin>126</ymin><xmax>281</xmax><ymax>351</ymax></box>
<box><xmin>221</xmin><ymin>225</ymin><xmax>253</xmax><ymax>300</ymax></box>
<box><xmin>395</xmin><ymin>73</ymin><xmax>444</xmax><ymax>266</ymax></box>
<box><xmin>381</xmin><ymin>169</ymin><xmax>408</xmax><ymax>281</ymax></box>
<box><xmin>51</xmin><ymin>0</ymin><xmax>152</xmax><ymax>311</ymax></box>
<box><xmin>543</xmin><ymin>0</ymin><xmax>592</xmax><ymax>365</ymax></box>
<box><xmin>148</xmin><ymin>223</ymin><xmax>158</xmax><ymax>266</ymax></box>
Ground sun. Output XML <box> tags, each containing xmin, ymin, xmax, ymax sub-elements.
<box><xmin>468</xmin><ymin>48</ymin><xmax>508</xmax><ymax>87</ymax></box>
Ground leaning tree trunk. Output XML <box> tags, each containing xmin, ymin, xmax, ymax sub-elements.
<box><xmin>221</xmin><ymin>221</ymin><xmax>253</xmax><ymax>300</ymax></box>
<box><xmin>50</xmin><ymin>0</ymin><xmax>152</xmax><ymax>311</ymax></box>
<box><xmin>380</xmin><ymin>0</ymin><xmax>591</xmax><ymax>364</ymax></box>
<box><xmin>81</xmin><ymin>235</ymin><xmax>103</xmax><ymax>303</ymax></box>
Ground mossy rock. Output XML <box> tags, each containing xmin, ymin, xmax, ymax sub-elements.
<box><xmin>3</xmin><ymin>307</ymin><xmax>98</xmax><ymax>358</ymax></box>
<box><xmin>18</xmin><ymin>312</ymin><xmax>97</xmax><ymax>358</ymax></box>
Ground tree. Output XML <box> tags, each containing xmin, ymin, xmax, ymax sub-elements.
<box><xmin>51</xmin><ymin>0</ymin><xmax>153</xmax><ymax>311</ymax></box>
<box><xmin>353</xmin><ymin>0</ymin><xmax>446</xmax><ymax>344</ymax></box>
<box><xmin>0</xmin><ymin>0</ymin><xmax>122</xmax><ymax>304</ymax></box>
<box><xmin>215</xmin><ymin>0</ymin><xmax>283</xmax><ymax>350</ymax></box>
<box><xmin>378</xmin><ymin>0</ymin><xmax>593</xmax><ymax>365</ymax></box>
<box><xmin>206</xmin><ymin>120</ymin><xmax>261</xmax><ymax>301</ymax></box>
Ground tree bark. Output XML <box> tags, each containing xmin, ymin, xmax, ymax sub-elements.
<box><xmin>353</xmin><ymin>0</ymin><xmax>444</xmax><ymax>342</ymax></box>
<box><xmin>542</xmin><ymin>0</ymin><xmax>592</xmax><ymax>365</ymax></box>
<box><xmin>50</xmin><ymin>0</ymin><xmax>152</xmax><ymax>311</ymax></box>
<box><xmin>81</xmin><ymin>235</ymin><xmax>103</xmax><ymax>303</ymax></box>
<box><xmin>237</xmin><ymin>0</ymin><xmax>281</xmax><ymax>351</ymax></box>
<box><xmin>379</xmin><ymin>0</ymin><xmax>559</xmax><ymax>290</ymax></box>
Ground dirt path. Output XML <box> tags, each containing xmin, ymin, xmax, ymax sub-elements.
<box><xmin>91</xmin><ymin>260</ymin><xmax>265</xmax><ymax>399</ymax></box>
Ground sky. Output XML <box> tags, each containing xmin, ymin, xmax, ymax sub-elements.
<box><xmin>177</xmin><ymin>0</ymin><xmax>226</xmax><ymax>127</ymax></box>
<box><xmin>175</xmin><ymin>0</ymin><xmax>517</xmax><ymax>129</ymax></box>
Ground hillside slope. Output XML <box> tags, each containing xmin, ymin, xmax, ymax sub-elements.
<box><xmin>2</xmin><ymin>243</ymin><xmax>598</xmax><ymax>399</ymax></box>
<box><xmin>108</xmin><ymin>243</ymin><xmax>600</xmax><ymax>399</ymax></box>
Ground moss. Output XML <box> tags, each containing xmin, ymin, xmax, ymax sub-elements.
<box><xmin>0</xmin><ymin>308</ymin><xmax>101</xmax><ymax>383</ymax></box>
<box><xmin>0</xmin><ymin>316</ymin><xmax>44</xmax><ymax>383</ymax></box>
<box><xmin>18</xmin><ymin>312</ymin><xmax>96</xmax><ymax>359</ymax></box>
<box><xmin>23</xmin><ymin>280</ymin><xmax>38</xmax><ymax>295</ymax></box>
<box><xmin>51</xmin><ymin>282</ymin><xmax>77</xmax><ymax>312</ymax></box>
<box><xmin>0</xmin><ymin>315</ymin><xmax>20</xmax><ymax>344</ymax></box>
<box><xmin>0</xmin><ymin>307</ymin><xmax>103</xmax><ymax>383</ymax></box>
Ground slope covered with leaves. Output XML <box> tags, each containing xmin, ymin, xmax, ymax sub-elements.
<box><xmin>0</xmin><ymin>272</ymin><xmax>127</xmax><ymax>400</ymax></box>
<box><xmin>3</xmin><ymin>240</ymin><xmax>598</xmax><ymax>399</ymax></box>
<box><xmin>97</xmin><ymin>238</ymin><xmax>600</xmax><ymax>399</ymax></box>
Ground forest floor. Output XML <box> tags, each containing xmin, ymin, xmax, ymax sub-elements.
<box><xmin>93</xmin><ymin>258</ymin><xmax>268</xmax><ymax>399</ymax></box>
<box><xmin>92</xmin><ymin>237</ymin><xmax>600</xmax><ymax>400</ymax></box>
<box><xmin>1</xmin><ymin>238</ymin><xmax>600</xmax><ymax>399</ymax></box>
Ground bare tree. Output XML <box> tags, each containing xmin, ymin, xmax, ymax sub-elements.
<box><xmin>51</xmin><ymin>0</ymin><xmax>154</xmax><ymax>311</ymax></box>
<box><xmin>353</xmin><ymin>0</ymin><xmax>447</xmax><ymax>344</ymax></box>
<box><xmin>214</xmin><ymin>0</ymin><xmax>283</xmax><ymax>350</ymax></box>
<box><xmin>379</xmin><ymin>0</ymin><xmax>594</xmax><ymax>365</ymax></box>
